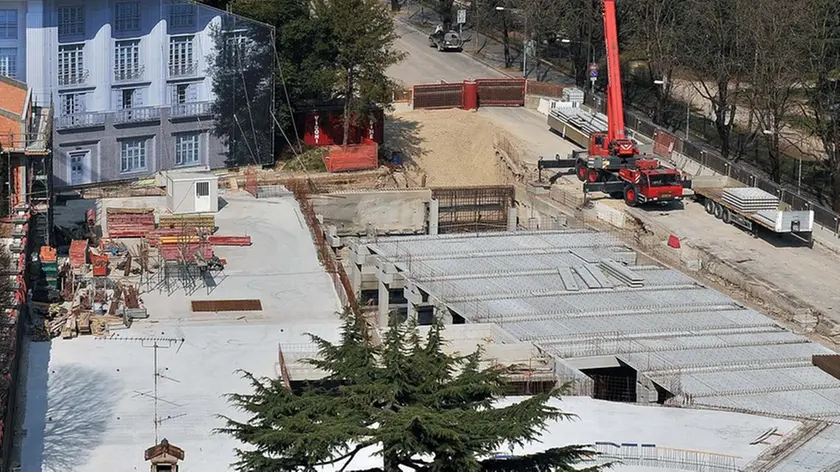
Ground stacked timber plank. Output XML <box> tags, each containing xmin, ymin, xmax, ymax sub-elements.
<box><xmin>159</xmin><ymin>213</ymin><xmax>215</xmax><ymax>231</ymax></box>
<box><xmin>146</xmin><ymin>227</ymin><xmax>197</xmax><ymax>246</ymax></box>
<box><xmin>107</xmin><ymin>208</ymin><xmax>155</xmax><ymax>237</ymax></box>
<box><xmin>600</xmin><ymin>259</ymin><xmax>645</xmax><ymax>288</ymax></box>
<box><xmin>722</xmin><ymin>187</ymin><xmax>779</xmax><ymax>213</ymax></box>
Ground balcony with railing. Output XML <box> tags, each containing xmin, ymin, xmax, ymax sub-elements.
<box><xmin>113</xmin><ymin>65</ymin><xmax>146</xmax><ymax>83</ymax></box>
<box><xmin>55</xmin><ymin>112</ymin><xmax>106</xmax><ymax>130</ymax></box>
<box><xmin>114</xmin><ymin>106</ymin><xmax>162</xmax><ymax>125</ymax></box>
<box><xmin>170</xmin><ymin>101</ymin><xmax>213</xmax><ymax>119</ymax></box>
<box><xmin>58</xmin><ymin>70</ymin><xmax>89</xmax><ymax>87</ymax></box>
<box><xmin>168</xmin><ymin>62</ymin><xmax>199</xmax><ymax>78</ymax></box>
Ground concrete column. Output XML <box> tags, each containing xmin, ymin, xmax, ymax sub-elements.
<box><xmin>428</xmin><ymin>199</ymin><xmax>439</xmax><ymax>235</ymax></box>
<box><xmin>377</xmin><ymin>280</ymin><xmax>390</xmax><ymax>326</ymax></box>
<box><xmin>350</xmin><ymin>261</ymin><xmax>363</xmax><ymax>294</ymax></box>
<box><xmin>406</xmin><ymin>301</ymin><xmax>418</xmax><ymax>324</ymax></box>
<box><xmin>507</xmin><ymin>207</ymin><xmax>518</xmax><ymax>232</ymax></box>
<box><xmin>636</xmin><ymin>376</ymin><xmax>658</xmax><ymax>405</ymax></box>
<box><xmin>434</xmin><ymin>304</ymin><xmax>453</xmax><ymax>325</ymax></box>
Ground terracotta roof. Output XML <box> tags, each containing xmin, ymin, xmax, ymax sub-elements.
<box><xmin>144</xmin><ymin>438</ymin><xmax>185</xmax><ymax>461</ymax></box>
<box><xmin>0</xmin><ymin>76</ymin><xmax>27</xmax><ymax>117</ymax></box>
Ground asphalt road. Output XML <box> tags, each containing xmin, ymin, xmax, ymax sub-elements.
<box><xmin>387</xmin><ymin>14</ymin><xmax>579</xmax><ymax>165</ymax></box>
<box><xmin>387</xmin><ymin>20</ymin><xmax>507</xmax><ymax>86</ymax></box>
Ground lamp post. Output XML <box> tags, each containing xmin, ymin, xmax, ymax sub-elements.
<box><xmin>562</xmin><ymin>38</ymin><xmax>596</xmax><ymax>92</ymax></box>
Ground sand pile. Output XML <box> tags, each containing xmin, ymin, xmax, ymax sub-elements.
<box><xmin>385</xmin><ymin>108</ymin><xmax>507</xmax><ymax>186</ymax></box>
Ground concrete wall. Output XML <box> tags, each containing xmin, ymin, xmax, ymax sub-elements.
<box><xmin>53</xmin><ymin>106</ymin><xmax>224</xmax><ymax>187</ymax></box>
<box><xmin>312</xmin><ymin>189</ymin><xmax>432</xmax><ymax>236</ymax></box>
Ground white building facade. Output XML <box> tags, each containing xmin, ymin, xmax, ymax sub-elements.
<box><xmin>0</xmin><ymin>0</ymin><xmax>229</xmax><ymax>188</ymax></box>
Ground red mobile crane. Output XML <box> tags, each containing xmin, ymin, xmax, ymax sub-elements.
<box><xmin>538</xmin><ymin>0</ymin><xmax>690</xmax><ymax>206</ymax></box>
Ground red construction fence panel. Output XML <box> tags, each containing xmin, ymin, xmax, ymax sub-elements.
<box><xmin>322</xmin><ymin>139</ymin><xmax>379</xmax><ymax>172</ymax></box>
<box><xmin>653</xmin><ymin>130</ymin><xmax>677</xmax><ymax>159</ymax></box>
<box><xmin>526</xmin><ymin>80</ymin><xmax>564</xmax><ymax>98</ymax></box>
<box><xmin>476</xmin><ymin>78</ymin><xmax>526</xmax><ymax>107</ymax></box>
<box><xmin>413</xmin><ymin>83</ymin><xmax>464</xmax><ymax>109</ymax></box>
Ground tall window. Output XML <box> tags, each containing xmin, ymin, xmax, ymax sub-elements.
<box><xmin>60</xmin><ymin>93</ymin><xmax>84</xmax><ymax>116</ymax></box>
<box><xmin>58</xmin><ymin>44</ymin><xmax>85</xmax><ymax>84</ymax></box>
<box><xmin>58</xmin><ymin>6</ymin><xmax>85</xmax><ymax>38</ymax></box>
<box><xmin>120</xmin><ymin>138</ymin><xmax>147</xmax><ymax>173</ymax></box>
<box><xmin>175</xmin><ymin>84</ymin><xmax>189</xmax><ymax>104</ymax></box>
<box><xmin>0</xmin><ymin>10</ymin><xmax>17</xmax><ymax>39</ymax></box>
<box><xmin>114</xmin><ymin>40</ymin><xmax>141</xmax><ymax>81</ymax></box>
<box><xmin>114</xmin><ymin>2</ymin><xmax>140</xmax><ymax>32</ymax></box>
<box><xmin>175</xmin><ymin>133</ymin><xmax>200</xmax><ymax>166</ymax></box>
<box><xmin>0</xmin><ymin>48</ymin><xmax>16</xmax><ymax>78</ymax></box>
<box><xmin>168</xmin><ymin>36</ymin><xmax>194</xmax><ymax>76</ymax></box>
<box><xmin>169</xmin><ymin>3</ymin><xmax>195</xmax><ymax>29</ymax></box>
<box><xmin>120</xmin><ymin>88</ymin><xmax>136</xmax><ymax>109</ymax></box>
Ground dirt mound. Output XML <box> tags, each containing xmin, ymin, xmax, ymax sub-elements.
<box><xmin>385</xmin><ymin>108</ymin><xmax>507</xmax><ymax>186</ymax></box>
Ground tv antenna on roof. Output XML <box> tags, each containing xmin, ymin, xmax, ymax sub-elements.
<box><xmin>100</xmin><ymin>334</ymin><xmax>186</xmax><ymax>443</ymax></box>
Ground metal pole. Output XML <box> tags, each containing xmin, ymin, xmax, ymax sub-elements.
<box><xmin>474</xmin><ymin>0</ymin><xmax>479</xmax><ymax>53</ymax></box>
<box><xmin>522</xmin><ymin>16</ymin><xmax>527</xmax><ymax>78</ymax></box>
<box><xmin>798</xmin><ymin>158</ymin><xmax>802</xmax><ymax>194</ymax></box>
<box><xmin>685</xmin><ymin>97</ymin><xmax>690</xmax><ymax>140</ymax></box>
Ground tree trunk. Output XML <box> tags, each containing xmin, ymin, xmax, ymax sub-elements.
<box><xmin>390</xmin><ymin>0</ymin><xmax>400</xmax><ymax>11</ymax></box>
<box><xmin>343</xmin><ymin>67</ymin><xmax>354</xmax><ymax>146</ymax></box>
<box><xmin>502</xmin><ymin>18</ymin><xmax>511</xmax><ymax>69</ymax></box>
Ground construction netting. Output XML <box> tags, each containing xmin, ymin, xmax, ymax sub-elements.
<box><xmin>207</xmin><ymin>6</ymin><xmax>276</xmax><ymax>167</ymax></box>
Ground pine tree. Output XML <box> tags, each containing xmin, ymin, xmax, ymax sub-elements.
<box><xmin>218</xmin><ymin>310</ymin><xmax>604</xmax><ymax>471</ymax></box>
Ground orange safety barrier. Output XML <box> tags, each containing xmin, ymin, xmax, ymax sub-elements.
<box><xmin>322</xmin><ymin>139</ymin><xmax>379</xmax><ymax>173</ymax></box>
<box><xmin>653</xmin><ymin>130</ymin><xmax>677</xmax><ymax>159</ymax></box>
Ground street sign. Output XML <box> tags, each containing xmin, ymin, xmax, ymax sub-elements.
<box><xmin>589</xmin><ymin>63</ymin><xmax>599</xmax><ymax>77</ymax></box>
<box><xmin>457</xmin><ymin>9</ymin><xmax>467</xmax><ymax>25</ymax></box>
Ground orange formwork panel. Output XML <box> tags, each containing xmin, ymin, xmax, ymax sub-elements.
<box><xmin>69</xmin><ymin>240</ymin><xmax>88</xmax><ymax>268</ymax></box>
<box><xmin>39</xmin><ymin>246</ymin><xmax>57</xmax><ymax>262</ymax></box>
<box><xmin>322</xmin><ymin>140</ymin><xmax>379</xmax><ymax>172</ymax></box>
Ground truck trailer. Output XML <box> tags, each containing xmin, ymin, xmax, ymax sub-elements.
<box><xmin>691</xmin><ymin>175</ymin><xmax>814</xmax><ymax>247</ymax></box>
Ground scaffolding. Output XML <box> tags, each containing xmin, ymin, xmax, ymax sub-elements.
<box><xmin>154</xmin><ymin>217</ymin><xmax>225</xmax><ymax>296</ymax></box>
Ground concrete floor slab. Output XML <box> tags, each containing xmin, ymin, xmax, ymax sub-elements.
<box><xmin>18</xmin><ymin>193</ymin><xmax>343</xmax><ymax>472</ymax></box>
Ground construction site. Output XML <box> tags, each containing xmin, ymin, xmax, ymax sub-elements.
<box><xmin>2</xmin><ymin>2</ymin><xmax>840</xmax><ymax>472</ymax></box>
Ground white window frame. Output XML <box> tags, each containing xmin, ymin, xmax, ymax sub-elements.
<box><xmin>114</xmin><ymin>2</ymin><xmax>140</xmax><ymax>32</ymax></box>
<box><xmin>175</xmin><ymin>133</ymin><xmax>200</xmax><ymax>166</ymax></box>
<box><xmin>58</xmin><ymin>5</ymin><xmax>85</xmax><ymax>38</ymax></box>
<box><xmin>196</xmin><ymin>181</ymin><xmax>209</xmax><ymax>197</ymax></box>
<box><xmin>168</xmin><ymin>36</ymin><xmax>194</xmax><ymax>76</ymax></box>
<box><xmin>0</xmin><ymin>48</ymin><xmax>16</xmax><ymax>78</ymax></box>
<box><xmin>58</xmin><ymin>44</ymin><xmax>84</xmax><ymax>79</ymax></box>
<box><xmin>0</xmin><ymin>10</ymin><xmax>17</xmax><ymax>39</ymax></box>
<box><xmin>169</xmin><ymin>3</ymin><xmax>195</xmax><ymax>29</ymax></box>
<box><xmin>69</xmin><ymin>150</ymin><xmax>88</xmax><ymax>185</ymax></box>
<box><xmin>114</xmin><ymin>40</ymin><xmax>140</xmax><ymax>80</ymax></box>
<box><xmin>120</xmin><ymin>138</ymin><xmax>147</xmax><ymax>173</ymax></box>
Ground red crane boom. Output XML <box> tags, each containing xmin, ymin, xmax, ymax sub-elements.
<box><xmin>602</xmin><ymin>0</ymin><xmax>635</xmax><ymax>157</ymax></box>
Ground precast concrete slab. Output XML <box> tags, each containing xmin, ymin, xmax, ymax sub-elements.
<box><xmin>357</xmin><ymin>230</ymin><xmax>840</xmax><ymax>441</ymax></box>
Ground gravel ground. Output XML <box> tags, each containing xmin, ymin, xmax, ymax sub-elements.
<box><xmin>386</xmin><ymin>108</ymin><xmax>507</xmax><ymax>186</ymax></box>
